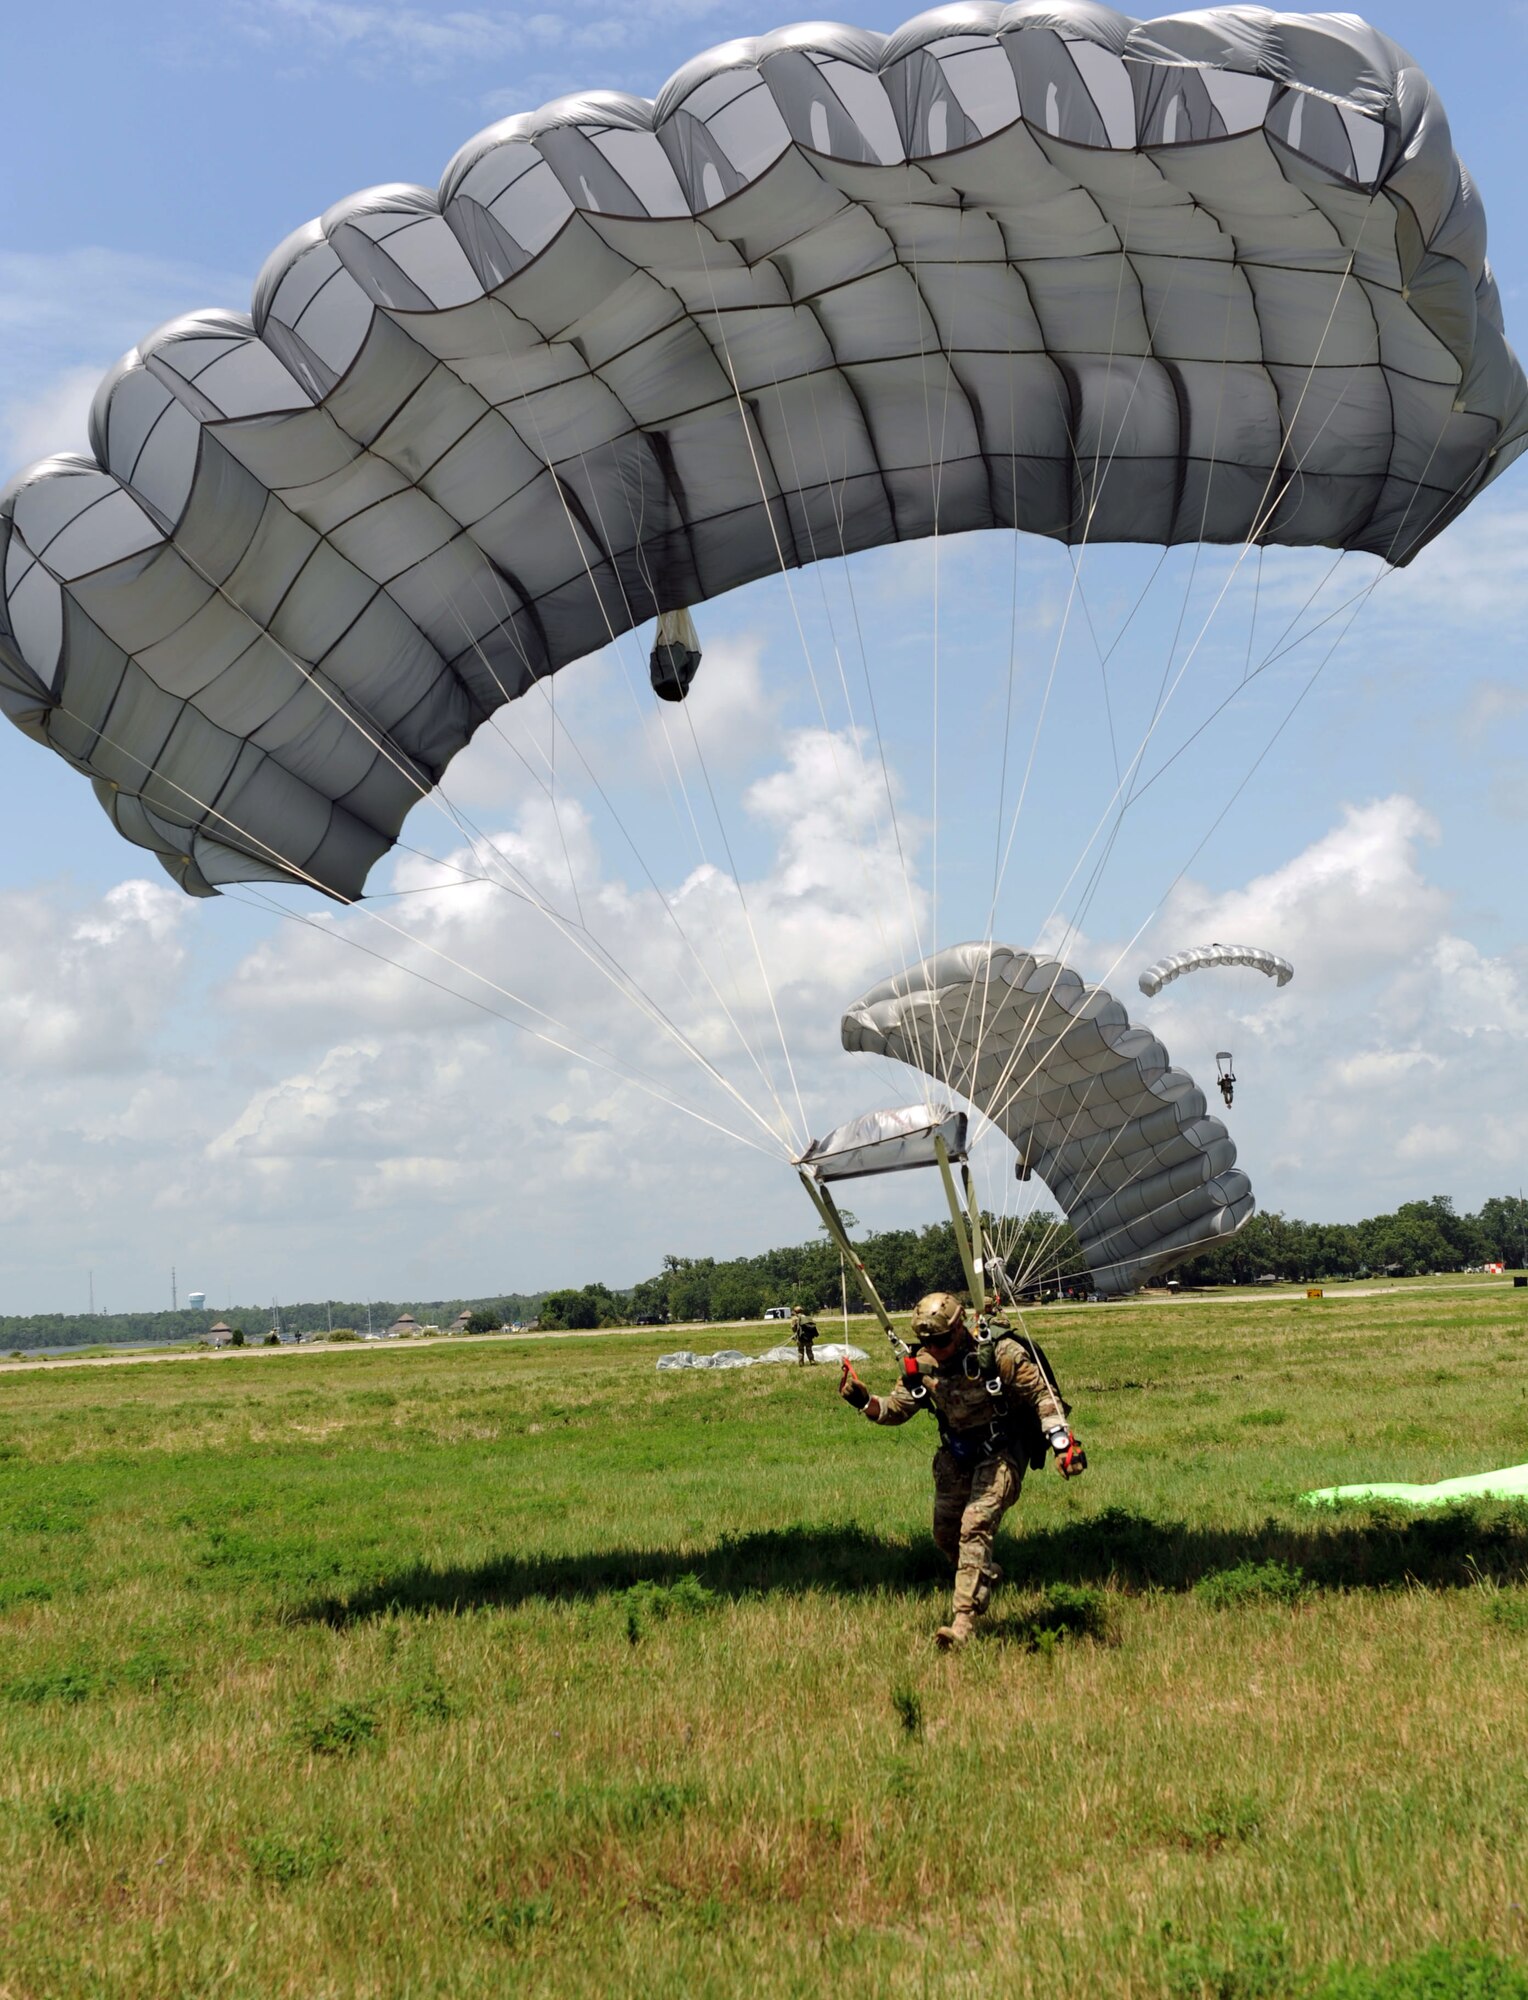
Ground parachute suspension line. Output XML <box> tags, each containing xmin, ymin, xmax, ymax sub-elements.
<box><xmin>971</xmin><ymin>368</ymin><xmax>1030</xmax><ymax>1200</ymax></box>
<box><xmin>435</xmin><ymin>292</ymin><xmax>814</xmax><ymax>1150</ymax></box>
<box><xmin>340</xmin><ymin>898</ymin><xmax>795</xmax><ymax>1158</ymax></box>
<box><xmin>1125</xmin><ymin>553</ymin><xmax>1357</xmax><ymax>801</ymax></box>
<box><xmin>230</xmin><ymin>887</ymin><xmax>778</xmax><ymax>1159</ymax></box>
<box><xmin>899</xmin><ymin>178</ymin><xmax>978</xmax><ymax>1108</ymax></box>
<box><xmin>967</xmin><ymin>576</ymin><xmax>1359</xmax><ymax>1244</ymax></box>
<box><xmin>766</xmin><ymin>359</ymin><xmax>914</xmax><ymax>991</ymax></box>
<box><xmin>1073</xmin><ymin>549</ymin><xmax>1123</xmax><ymax>790</ymax></box>
<box><xmin>676</xmin><ymin>691</ymin><xmax>812</xmax><ymax>1147</ymax></box>
<box><xmin>427</xmin><ymin>534</ymin><xmax>811</xmax><ymax>1158</ymax></box>
<box><xmin>991</xmin><ymin>376</ymin><xmax>1026</xmax><ymax>893</ymax></box>
<box><xmin>990</xmin><ymin>551</ymin><xmax>1407</xmax><ymax>1292</ymax></box>
<box><xmin>688</xmin><ymin>212</ymin><xmax>961</xmax><ymax>1146</ymax></box>
<box><xmin>1093</xmin><ymin>269</ymin><xmax>1289</xmax><ymax>888</ymax></box>
<box><xmin>1243</xmin><ymin>546</ymin><xmax>1265</xmax><ymax>687</ymax></box>
<box><xmin>1004</xmin><ymin>421</ymin><xmax>1476</xmax><ymax>1289</ymax></box>
<box><xmin>962</xmin><ymin>226</ymin><xmax>1185</xmax><ymax>1200</ymax></box>
<box><xmin>57</xmin><ymin>680</ymin><xmax>799</xmax><ymax>1160</ymax></box>
<box><xmin>55</xmin><ymin>693</ymin><xmax>783</xmax><ymax>1155</ymax></box>
<box><xmin>755</xmin><ymin>346</ymin><xmax>925</xmax><ymax>1015</ymax></box>
<box><xmin>1014</xmin><ymin>217</ymin><xmax>1393</xmax><ymax>1003</ymax></box>
<box><xmin>398</xmin><ymin>763</ymin><xmax>810</xmax><ymax>1158</ymax></box>
<box><xmin>561</xmin><ymin>419</ymin><xmax>808</xmax><ymax>1129</ymax></box>
<box><xmin>1134</xmin><ymin>396</ymin><xmax>1467</xmax><ymax>809</ymax></box>
<box><xmin>797</xmin><ymin>366</ymin><xmax>932</xmax><ymax>1062</ymax></box>
<box><xmin>972</xmin><ymin>552</ymin><xmax>1328</xmax><ymax>1188</ymax></box>
<box><xmin>1085</xmin><ymin>152</ymin><xmax>1143</xmax><ymax>525</ymax></box>
<box><xmin>965</xmin><ymin>262</ymin><xmax>1174</xmax><ymax>1098</ymax></box>
<box><xmin>1037</xmin><ymin>283</ymin><xmax>1289</xmax><ymax>976</ymax></box>
<box><xmin>989</xmin><ymin>204</ymin><xmax>1360</xmax><ymax>952</ymax></box>
<box><xmin>1137</xmin><ymin>274</ymin><xmax>1246</xmax><ymax>773</ymax></box>
<box><xmin>982</xmin><ymin>215</ymin><xmax>1192</xmax><ymax>955</ymax></box>
<box><xmin>691</xmin><ymin>214</ymin><xmax>948</xmax><ymax>1137</ymax></box>
<box><xmin>804</xmin><ymin>369</ymin><xmax>928</xmax><ymax>974</ymax></box>
<box><xmin>545</xmin><ymin>658</ymin><xmax>585</xmax><ymax>926</ymax></box>
<box><xmin>145</xmin><ymin>486</ymin><xmax>781</xmax><ymax>1138</ymax></box>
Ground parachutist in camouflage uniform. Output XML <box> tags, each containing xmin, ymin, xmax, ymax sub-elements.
<box><xmin>790</xmin><ymin>1306</ymin><xmax>818</xmax><ymax>1366</ymax></box>
<box><xmin>839</xmin><ymin>1292</ymin><xmax>1086</xmax><ymax>1649</ymax></box>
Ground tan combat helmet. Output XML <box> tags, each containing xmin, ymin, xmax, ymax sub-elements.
<box><xmin>910</xmin><ymin>1291</ymin><xmax>966</xmax><ymax>1342</ymax></box>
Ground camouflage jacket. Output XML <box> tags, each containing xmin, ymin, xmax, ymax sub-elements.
<box><xmin>862</xmin><ymin>1332</ymin><xmax>1067</xmax><ymax>1464</ymax></box>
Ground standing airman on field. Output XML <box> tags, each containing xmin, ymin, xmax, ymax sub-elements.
<box><xmin>790</xmin><ymin>1305</ymin><xmax>818</xmax><ymax>1366</ymax></box>
<box><xmin>839</xmin><ymin>1291</ymin><xmax>1086</xmax><ymax>1649</ymax></box>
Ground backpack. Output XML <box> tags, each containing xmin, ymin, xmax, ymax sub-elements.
<box><xmin>992</xmin><ymin>1331</ymin><xmax>1072</xmax><ymax>1471</ymax></box>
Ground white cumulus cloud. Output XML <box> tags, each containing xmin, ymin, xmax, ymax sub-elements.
<box><xmin>0</xmin><ymin>878</ymin><xmax>190</xmax><ymax>1073</ymax></box>
<box><xmin>1132</xmin><ymin>794</ymin><xmax>1528</xmax><ymax>1217</ymax></box>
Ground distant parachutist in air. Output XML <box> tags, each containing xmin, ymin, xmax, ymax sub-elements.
<box><xmin>1216</xmin><ymin>1052</ymin><xmax>1236</xmax><ymax>1110</ymax></box>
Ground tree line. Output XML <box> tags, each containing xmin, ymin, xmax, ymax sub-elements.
<box><xmin>0</xmin><ymin>1293</ymin><xmax>549</xmax><ymax>1356</ymax></box>
<box><xmin>547</xmin><ymin>1192</ymin><xmax>1528</xmax><ymax>1327</ymax></box>
<box><xmin>6</xmin><ymin>1194</ymin><xmax>1524</xmax><ymax>1350</ymax></box>
<box><xmin>1175</xmin><ymin>1194</ymin><xmax>1528</xmax><ymax>1287</ymax></box>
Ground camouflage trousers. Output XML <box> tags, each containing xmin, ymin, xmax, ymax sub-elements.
<box><xmin>931</xmin><ymin>1448</ymin><xmax>1023</xmax><ymax>1619</ymax></box>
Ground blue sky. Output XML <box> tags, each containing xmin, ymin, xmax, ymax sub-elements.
<box><xmin>1</xmin><ymin>0</ymin><xmax>1525</xmax><ymax>1315</ymax></box>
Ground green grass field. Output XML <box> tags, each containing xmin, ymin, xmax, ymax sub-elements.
<box><xmin>3</xmin><ymin>1288</ymin><xmax>1527</xmax><ymax>1999</ymax></box>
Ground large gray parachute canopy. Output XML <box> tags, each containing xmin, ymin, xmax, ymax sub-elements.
<box><xmin>1</xmin><ymin>7</ymin><xmax>1524</xmax><ymax>900</ymax></box>
<box><xmin>1138</xmin><ymin>942</ymin><xmax>1294</xmax><ymax>997</ymax></box>
<box><xmin>842</xmin><ymin>942</ymin><xmax>1253</xmax><ymax>1295</ymax></box>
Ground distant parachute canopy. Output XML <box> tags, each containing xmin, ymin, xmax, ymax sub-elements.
<box><xmin>0</xmin><ymin>6</ymin><xmax>1523</xmax><ymax>901</ymax></box>
<box><xmin>843</xmin><ymin>944</ymin><xmax>1253</xmax><ymax>1297</ymax></box>
<box><xmin>1138</xmin><ymin>944</ymin><xmax>1295</xmax><ymax>998</ymax></box>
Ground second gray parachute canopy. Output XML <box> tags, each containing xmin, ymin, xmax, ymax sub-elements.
<box><xmin>1138</xmin><ymin>945</ymin><xmax>1295</xmax><ymax>999</ymax></box>
<box><xmin>842</xmin><ymin>944</ymin><xmax>1252</xmax><ymax>1297</ymax></box>
<box><xmin>1144</xmin><ymin>940</ymin><xmax>1296</xmax><ymax>996</ymax></box>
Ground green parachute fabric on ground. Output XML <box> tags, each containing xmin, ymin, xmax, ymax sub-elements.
<box><xmin>1301</xmin><ymin>1463</ymin><xmax>1528</xmax><ymax>1507</ymax></box>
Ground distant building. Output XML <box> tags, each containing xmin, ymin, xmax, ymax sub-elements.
<box><xmin>208</xmin><ymin>1319</ymin><xmax>233</xmax><ymax>1348</ymax></box>
<box><xmin>450</xmin><ymin>1311</ymin><xmax>472</xmax><ymax>1333</ymax></box>
<box><xmin>387</xmin><ymin>1313</ymin><xmax>421</xmax><ymax>1338</ymax></box>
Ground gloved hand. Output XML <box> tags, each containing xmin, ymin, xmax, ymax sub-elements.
<box><xmin>839</xmin><ymin>1359</ymin><xmax>870</xmax><ymax>1410</ymax></box>
<box><xmin>1048</xmin><ymin>1428</ymin><xmax>1087</xmax><ymax>1478</ymax></box>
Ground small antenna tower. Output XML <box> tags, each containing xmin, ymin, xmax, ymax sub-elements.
<box><xmin>172</xmin><ymin>1266</ymin><xmax>178</xmax><ymax>1312</ymax></box>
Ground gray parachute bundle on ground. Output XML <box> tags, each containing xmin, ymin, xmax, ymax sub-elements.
<box><xmin>755</xmin><ymin>1341</ymin><xmax>868</xmax><ymax>1364</ymax></box>
<box><xmin>1138</xmin><ymin>943</ymin><xmax>1294</xmax><ymax>997</ymax></box>
<box><xmin>1</xmin><ymin>7</ymin><xmax>1523</xmax><ymax>899</ymax></box>
<box><xmin>842</xmin><ymin>943</ymin><xmax>1253</xmax><ymax>1295</ymax></box>
<box><xmin>656</xmin><ymin>1347</ymin><xmax>754</xmax><ymax>1369</ymax></box>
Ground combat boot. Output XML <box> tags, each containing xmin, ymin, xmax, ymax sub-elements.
<box><xmin>935</xmin><ymin>1612</ymin><xmax>977</xmax><ymax>1651</ymax></box>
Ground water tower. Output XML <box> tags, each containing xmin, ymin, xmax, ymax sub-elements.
<box><xmin>187</xmin><ymin>1290</ymin><xmax>207</xmax><ymax>1312</ymax></box>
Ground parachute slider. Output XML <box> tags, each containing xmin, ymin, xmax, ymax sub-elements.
<box><xmin>798</xmin><ymin>1104</ymin><xmax>967</xmax><ymax>1183</ymax></box>
<box><xmin>649</xmin><ymin>607</ymin><xmax>701</xmax><ymax>702</ymax></box>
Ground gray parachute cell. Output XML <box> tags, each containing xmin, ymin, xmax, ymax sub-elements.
<box><xmin>1138</xmin><ymin>943</ymin><xmax>1294</xmax><ymax>997</ymax></box>
<box><xmin>1</xmin><ymin>7</ymin><xmax>1523</xmax><ymax>899</ymax></box>
<box><xmin>842</xmin><ymin>943</ymin><xmax>1253</xmax><ymax>1296</ymax></box>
